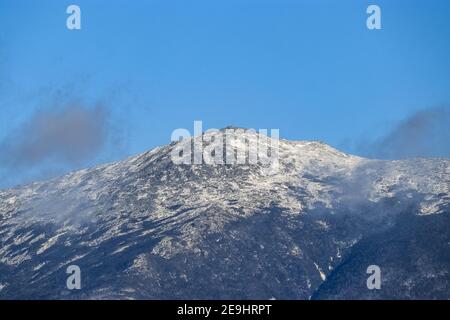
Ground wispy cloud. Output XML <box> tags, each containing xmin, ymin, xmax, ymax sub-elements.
<box><xmin>0</xmin><ymin>98</ymin><xmax>127</xmax><ymax>188</ymax></box>
<box><xmin>359</xmin><ymin>106</ymin><xmax>450</xmax><ymax>159</ymax></box>
<box><xmin>4</xmin><ymin>104</ymin><xmax>108</xmax><ymax>166</ymax></box>
<box><xmin>0</xmin><ymin>103</ymin><xmax>109</xmax><ymax>167</ymax></box>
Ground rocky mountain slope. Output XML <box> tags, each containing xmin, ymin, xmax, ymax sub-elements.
<box><xmin>0</xmin><ymin>129</ymin><xmax>449</xmax><ymax>299</ymax></box>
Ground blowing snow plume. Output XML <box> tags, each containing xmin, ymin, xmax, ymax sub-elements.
<box><xmin>363</xmin><ymin>106</ymin><xmax>450</xmax><ymax>160</ymax></box>
<box><xmin>0</xmin><ymin>103</ymin><xmax>113</xmax><ymax>187</ymax></box>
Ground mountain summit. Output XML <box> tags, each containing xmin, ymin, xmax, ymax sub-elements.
<box><xmin>0</xmin><ymin>131</ymin><xmax>449</xmax><ymax>299</ymax></box>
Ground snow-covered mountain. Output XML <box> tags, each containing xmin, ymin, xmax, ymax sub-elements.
<box><xmin>0</xmin><ymin>129</ymin><xmax>449</xmax><ymax>299</ymax></box>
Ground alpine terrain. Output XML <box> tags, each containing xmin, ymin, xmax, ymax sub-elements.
<box><xmin>0</xmin><ymin>129</ymin><xmax>449</xmax><ymax>299</ymax></box>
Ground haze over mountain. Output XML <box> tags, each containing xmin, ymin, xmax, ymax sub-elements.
<box><xmin>0</xmin><ymin>129</ymin><xmax>449</xmax><ymax>299</ymax></box>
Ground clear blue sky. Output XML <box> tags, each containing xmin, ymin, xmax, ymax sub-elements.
<box><xmin>1</xmin><ymin>0</ymin><xmax>450</xmax><ymax>186</ymax></box>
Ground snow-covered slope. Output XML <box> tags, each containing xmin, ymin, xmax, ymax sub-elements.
<box><xmin>0</xmin><ymin>129</ymin><xmax>449</xmax><ymax>299</ymax></box>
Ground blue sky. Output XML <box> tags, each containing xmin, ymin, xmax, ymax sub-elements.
<box><xmin>1</xmin><ymin>0</ymin><xmax>450</xmax><ymax>187</ymax></box>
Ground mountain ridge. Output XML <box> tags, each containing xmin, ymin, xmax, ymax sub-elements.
<box><xmin>0</xmin><ymin>129</ymin><xmax>449</xmax><ymax>299</ymax></box>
